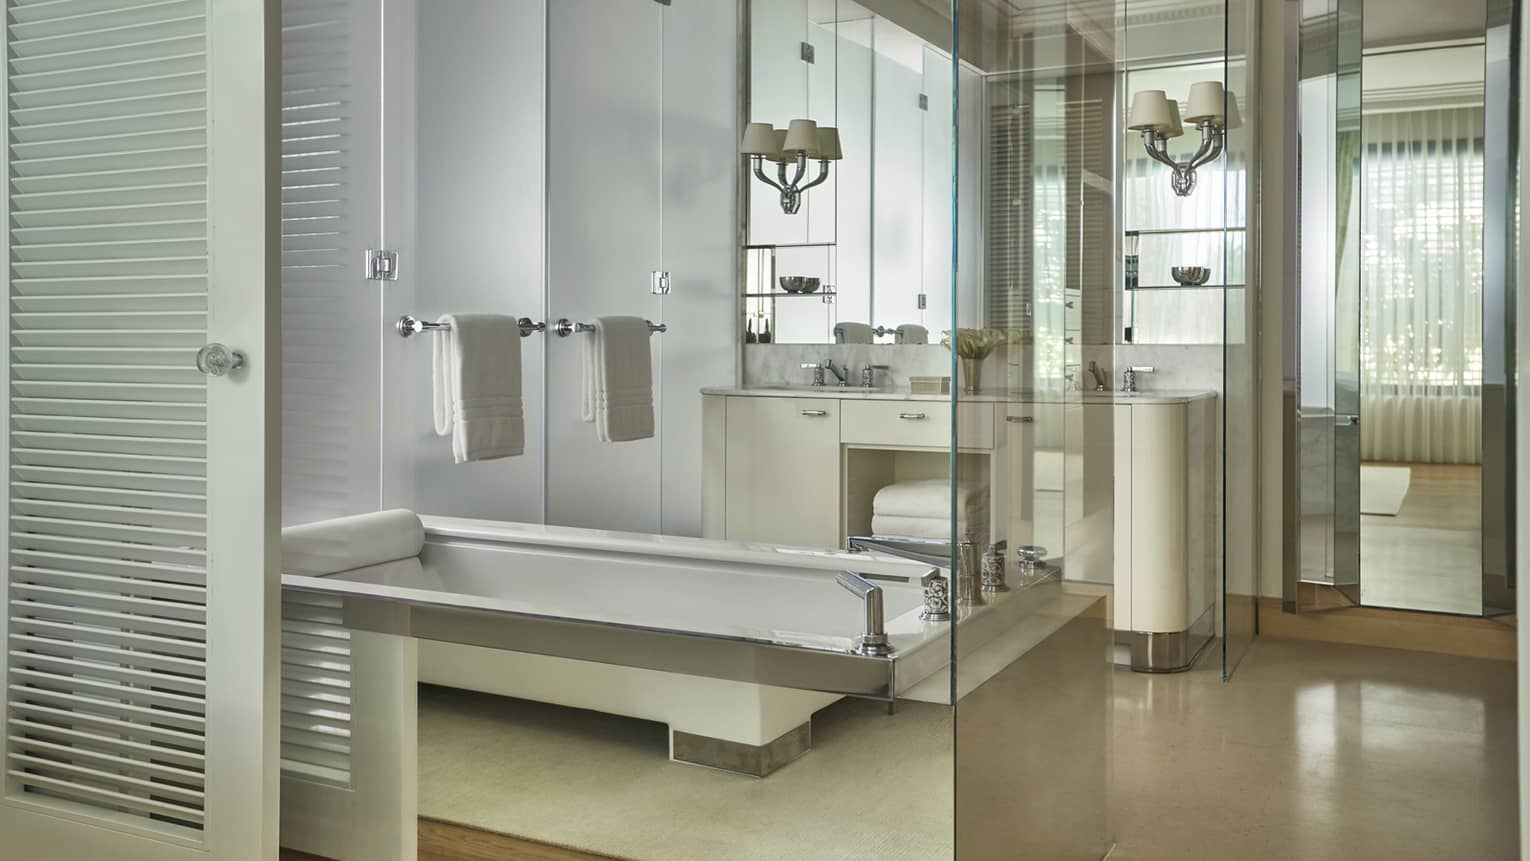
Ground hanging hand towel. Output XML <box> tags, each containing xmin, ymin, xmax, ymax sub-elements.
<box><xmin>432</xmin><ymin>313</ymin><xmax>524</xmax><ymax>463</ymax></box>
<box><xmin>834</xmin><ymin>322</ymin><xmax>875</xmax><ymax>344</ymax></box>
<box><xmin>582</xmin><ymin>316</ymin><xmax>655</xmax><ymax>442</ymax></box>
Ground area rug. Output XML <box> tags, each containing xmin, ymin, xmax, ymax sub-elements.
<box><xmin>417</xmin><ymin>686</ymin><xmax>954</xmax><ymax>861</ymax></box>
<box><xmin>1360</xmin><ymin>465</ymin><xmax>1412</xmax><ymax>516</ymax></box>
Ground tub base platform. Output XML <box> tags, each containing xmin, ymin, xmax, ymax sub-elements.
<box><xmin>672</xmin><ymin>722</ymin><xmax>811</xmax><ymax>777</ymax></box>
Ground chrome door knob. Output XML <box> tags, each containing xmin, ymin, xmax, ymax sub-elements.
<box><xmin>196</xmin><ymin>343</ymin><xmax>245</xmax><ymax>377</ymax></box>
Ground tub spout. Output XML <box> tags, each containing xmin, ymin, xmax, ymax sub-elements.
<box><xmin>836</xmin><ymin>571</ymin><xmax>892</xmax><ymax>657</ymax></box>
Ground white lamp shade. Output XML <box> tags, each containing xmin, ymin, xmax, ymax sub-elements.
<box><xmin>1164</xmin><ymin>100</ymin><xmax>1185</xmax><ymax>138</ymax></box>
<box><xmin>1224</xmin><ymin>92</ymin><xmax>1243</xmax><ymax>130</ymax></box>
<box><xmin>1127</xmin><ymin>90</ymin><xmax>1171</xmax><ymax>132</ymax></box>
<box><xmin>782</xmin><ymin>118</ymin><xmax>820</xmax><ymax>154</ymax></box>
<box><xmin>766</xmin><ymin>129</ymin><xmax>795</xmax><ymax>163</ymax></box>
<box><xmin>1184</xmin><ymin>80</ymin><xmax>1226</xmax><ymax>125</ymax></box>
<box><xmin>740</xmin><ymin>122</ymin><xmax>778</xmax><ymax>155</ymax></box>
<box><xmin>816</xmin><ymin>126</ymin><xmax>843</xmax><ymax>160</ymax></box>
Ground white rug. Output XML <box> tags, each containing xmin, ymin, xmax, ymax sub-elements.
<box><xmin>418</xmin><ymin>686</ymin><xmax>954</xmax><ymax>861</ymax></box>
<box><xmin>1360</xmin><ymin>465</ymin><xmax>1412</xmax><ymax>516</ymax></box>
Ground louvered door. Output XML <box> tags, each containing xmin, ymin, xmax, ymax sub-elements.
<box><xmin>0</xmin><ymin>1</ymin><xmax>280</xmax><ymax>858</ymax></box>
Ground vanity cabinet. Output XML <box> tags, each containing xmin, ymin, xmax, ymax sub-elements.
<box><xmin>720</xmin><ymin>396</ymin><xmax>842</xmax><ymax>548</ymax></box>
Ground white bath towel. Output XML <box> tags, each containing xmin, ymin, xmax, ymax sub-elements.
<box><xmin>870</xmin><ymin>514</ymin><xmax>981</xmax><ymax>542</ymax></box>
<box><xmin>281</xmin><ymin>509</ymin><xmax>425</xmax><ymax>576</ymax></box>
<box><xmin>872</xmin><ymin>479</ymin><xmax>988</xmax><ymax>521</ymax></box>
<box><xmin>581</xmin><ymin>316</ymin><xmax>655</xmax><ymax>442</ymax></box>
<box><xmin>834</xmin><ymin>322</ymin><xmax>875</xmax><ymax>344</ymax></box>
<box><xmin>432</xmin><ymin>313</ymin><xmax>525</xmax><ymax>463</ymax></box>
<box><xmin>895</xmin><ymin>324</ymin><xmax>929</xmax><ymax>344</ymax></box>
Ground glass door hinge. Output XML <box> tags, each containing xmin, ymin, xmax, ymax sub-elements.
<box><xmin>651</xmin><ymin>270</ymin><xmax>672</xmax><ymax>295</ymax></box>
<box><xmin>365</xmin><ymin>249</ymin><xmax>399</xmax><ymax>281</ymax></box>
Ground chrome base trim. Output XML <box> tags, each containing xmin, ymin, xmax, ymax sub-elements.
<box><xmin>1122</xmin><ymin>605</ymin><xmax>1215</xmax><ymax>673</ymax></box>
<box><xmin>671</xmin><ymin>722</ymin><xmax>811</xmax><ymax>778</ymax></box>
<box><xmin>282</xmin><ymin>581</ymin><xmax>900</xmax><ymax>699</ymax></box>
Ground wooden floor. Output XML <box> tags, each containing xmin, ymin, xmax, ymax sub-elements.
<box><xmin>280</xmin><ymin>818</ymin><xmax>614</xmax><ymax>861</ymax></box>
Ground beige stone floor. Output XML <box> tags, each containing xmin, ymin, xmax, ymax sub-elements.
<box><xmin>1360</xmin><ymin>463</ymin><xmax>1483</xmax><ymax>614</ymax></box>
<box><xmin>1110</xmin><ymin>637</ymin><xmax>1518</xmax><ymax>860</ymax></box>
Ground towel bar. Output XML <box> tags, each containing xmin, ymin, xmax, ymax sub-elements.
<box><xmin>551</xmin><ymin>318</ymin><xmax>667</xmax><ymax>338</ymax></box>
<box><xmin>395</xmin><ymin>315</ymin><xmax>545</xmax><ymax>338</ymax></box>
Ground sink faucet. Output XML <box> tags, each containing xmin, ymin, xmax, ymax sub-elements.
<box><xmin>800</xmin><ymin>359</ymin><xmax>848</xmax><ymax>387</ymax></box>
<box><xmin>1121</xmin><ymin>365</ymin><xmax>1156</xmax><ymax>393</ymax></box>
<box><xmin>1088</xmin><ymin>361</ymin><xmax>1109</xmax><ymax>392</ymax></box>
<box><xmin>860</xmin><ymin>363</ymin><xmax>889</xmax><ymax>389</ymax></box>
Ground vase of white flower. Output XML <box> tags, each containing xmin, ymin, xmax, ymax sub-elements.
<box><xmin>960</xmin><ymin>357</ymin><xmax>982</xmax><ymax>394</ymax></box>
<box><xmin>942</xmin><ymin>328</ymin><xmax>1003</xmax><ymax>394</ymax></box>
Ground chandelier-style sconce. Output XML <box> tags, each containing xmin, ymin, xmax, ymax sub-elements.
<box><xmin>1127</xmin><ymin>81</ymin><xmax>1229</xmax><ymax>197</ymax></box>
<box><xmin>740</xmin><ymin>119</ymin><xmax>843</xmax><ymax>214</ymax></box>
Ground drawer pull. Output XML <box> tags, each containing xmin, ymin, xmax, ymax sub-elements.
<box><xmin>1006</xmin><ymin>415</ymin><xmax>1035</xmax><ymax>424</ymax></box>
<box><xmin>800</xmin><ymin>409</ymin><xmax>828</xmax><ymax>417</ymax></box>
<box><xmin>898</xmin><ymin>412</ymin><xmax>927</xmax><ymax>421</ymax></box>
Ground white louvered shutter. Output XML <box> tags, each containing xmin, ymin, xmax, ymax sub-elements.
<box><xmin>0</xmin><ymin>1</ymin><xmax>280</xmax><ymax>858</ymax></box>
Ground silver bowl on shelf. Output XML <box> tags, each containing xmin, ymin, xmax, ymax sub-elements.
<box><xmin>778</xmin><ymin>276</ymin><xmax>821</xmax><ymax>294</ymax></box>
<box><xmin>1170</xmin><ymin>266</ymin><xmax>1212</xmax><ymax>286</ymax></box>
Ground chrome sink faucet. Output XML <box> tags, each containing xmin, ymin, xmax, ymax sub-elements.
<box><xmin>802</xmin><ymin>358</ymin><xmax>849</xmax><ymax>387</ymax></box>
<box><xmin>1121</xmin><ymin>365</ymin><xmax>1156</xmax><ymax>393</ymax></box>
<box><xmin>860</xmin><ymin>363</ymin><xmax>889</xmax><ymax>389</ymax></box>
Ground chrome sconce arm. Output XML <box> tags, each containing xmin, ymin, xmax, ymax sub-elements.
<box><xmin>749</xmin><ymin>153</ymin><xmax>830</xmax><ymax>215</ymax></box>
<box><xmin>1139</xmin><ymin>121</ymin><xmax>1225</xmax><ymax>197</ymax></box>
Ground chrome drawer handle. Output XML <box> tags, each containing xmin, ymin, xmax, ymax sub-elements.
<box><xmin>801</xmin><ymin>409</ymin><xmax>828</xmax><ymax>417</ymax></box>
<box><xmin>898</xmin><ymin>412</ymin><xmax>927</xmax><ymax>420</ymax></box>
<box><xmin>1006</xmin><ymin>415</ymin><xmax>1035</xmax><ymax>423</ymax></box>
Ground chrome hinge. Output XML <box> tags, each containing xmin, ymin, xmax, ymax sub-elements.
<box><xmin>365</xmin><ymin>249</ymin><xmax>399</xmax><ymax>281</ymax></box>
<box><xmin>801</xmin><ymin>42</ymin><xmax>816</xmax><ymax>63</ymax></box>
<box><xmin>651</xmin><ymin>270</ymin><xmax>672</xmax><ymax>295</ymax></box>
<box><xmin>918</xmin><ymin>93</ymin><xmax>929</xmax><ymax>110</ymax></box>
<box><xmin>917</xmin><ymin>293</ymin><xmax>927</xmax><ymax>310</ymax></box>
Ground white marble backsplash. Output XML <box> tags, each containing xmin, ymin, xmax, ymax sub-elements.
<box><xmin>743</xmin><ymin>344</ymin><xmax>952</xmax><ymax>388</ymax></box>
<box><xmin>1108</xmin><ymin>344</ymin><xmax>1225</xmax><ymax>393</ymax></box>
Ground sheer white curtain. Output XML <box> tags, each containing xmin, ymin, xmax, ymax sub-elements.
<box><xmin>1355</xmin><ymin>107</ymin><xmax>1484</xmax><ymax>464</ymax></box>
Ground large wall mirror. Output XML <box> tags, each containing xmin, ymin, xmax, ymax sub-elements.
<box><xmin>1290</xmin><ymin>0</ymin><xmax>1517</xmax><ymax>616</ymax></box>
<box><xmin>743</xmin><ymin>0</ymin><xmax>980</xmax><ymax>345</ymax></box>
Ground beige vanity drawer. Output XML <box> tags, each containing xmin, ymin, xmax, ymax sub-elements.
<box><xmin>839</xmin><ymin>400</ymin><xmax>994</xmax><ymax>450</ymax></box>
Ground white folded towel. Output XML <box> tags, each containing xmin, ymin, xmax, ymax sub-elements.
<box><xmin>896</xmin><ymin>324</ymin><xmax>929</xmax><ymax>344</ymax></box>
<box><xmin>582</xmin><ymin>316</ymin><xmax>655</xmax><ymax>442</ymax></box>
<box><xmin>281</xmin><ymin>509</ymin><xmax>425</xmax><ymax>576</ymax></box>
<box><xmin>432</xmin><ymin>313</ymin><xmax>525</xmax><ymax>463</ymax></box>
<box><xmin>872</xmin><ymin>479</ymin><xmax>988</xmax><ymax>521</ymax></box>
<box><xmin>870</xmin><ymin>514</ymin><xmax>981</xmax><ymax>542</ymax></box>
<box><xmin>834</xmin><ymin>322</ymin><xmax>874</xmax><ymax>344</ymax></box>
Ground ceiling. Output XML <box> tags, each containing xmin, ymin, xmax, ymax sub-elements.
<box><xmin>1364</xmin><ymin>0</ymin><xmax>1488</xmax><ymax>47</ymax></box>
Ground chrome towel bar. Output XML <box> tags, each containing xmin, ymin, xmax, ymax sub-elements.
<box><xmin>551</xmin><ymin>318</ymin><xmax>667</xmax><ymax>337</ymax></box>
<box><xmin>396</xmin><ymin>314</ymin><xmax>545</xmax><ymax>338</ymax></box>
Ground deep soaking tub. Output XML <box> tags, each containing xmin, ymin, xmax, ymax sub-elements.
<box><xmin>285</xmin><ymin>516</ymin><xmax>958</xmax><ymax>771</ymax></box>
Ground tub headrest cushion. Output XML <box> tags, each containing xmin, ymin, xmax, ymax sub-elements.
<box><xmin>281</xmin><ymin>509</ymin><xmax>426</xmax><ymax>576</ymax></box>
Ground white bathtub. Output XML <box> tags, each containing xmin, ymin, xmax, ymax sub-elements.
<box><xmin>292</xmin><ymin>516</ymin><xmax>949</xmax><ymax>766</ymax></box>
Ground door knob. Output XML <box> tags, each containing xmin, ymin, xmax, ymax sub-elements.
<box><xmin>196</xmin><ymin>343</ymin><xmax>245</xmax><ymax>377</ymax></box>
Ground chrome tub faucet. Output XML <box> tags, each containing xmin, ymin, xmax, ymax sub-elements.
<box><xmin>836</xmin><ymin>570</ymin><xmax>892</xmax><ymax>656</ymax></box>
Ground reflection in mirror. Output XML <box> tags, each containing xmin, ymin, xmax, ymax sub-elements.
<box><xmin>744</xmin><ymin>0</ymin><xmax>979</xmax><ymax>346</ymax></box>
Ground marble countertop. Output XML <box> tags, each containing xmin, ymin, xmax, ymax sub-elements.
<box><xmin>700</xmin><ymin>386</ymin><xmax>1218</xmax><ymax>405</ymax></box>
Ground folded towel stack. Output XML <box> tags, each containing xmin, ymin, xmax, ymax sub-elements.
<box><xmin>432</xmin><ymin>313</ymin><xmax>525</xmax><ymax>463</ymax></box>
<box><xmin>582</xmin><ymin>316</ymin><xmax>656</xmax><ymax>442</ymax></box>
<box><xmin>869</xmin><ymin>479</ymin><xmax>987</xmax><ymax>541</ymax></box>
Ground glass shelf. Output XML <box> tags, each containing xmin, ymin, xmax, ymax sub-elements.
<box><xmin>744</xmin><ymin>242</ymin><xmax>838</xmax><ymax>249</ymax></box>
<box><xmin>1125</xmin><ymin>226</ymin><xmax>1247</xmax><ymax>236</ymax></box>
<box><xmin>743</xmin><ymin>291</ymin><xmax>837</xmax><ymax>298</ymax></box>
<box><xmin>1128</xmin><ymin>283</ymin><xmax>1244</xmax><ymax>291</ymax></box>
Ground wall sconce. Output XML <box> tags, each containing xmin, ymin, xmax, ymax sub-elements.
<box><xmin>1127</xmin><ymin>82</ymin><xmax>1229</xmax><ymax>197</ymax></box>
<box><xmin>741</xmin><ymin>119</ymin><xmax>843</xmax><ymax>214</ymax></box>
